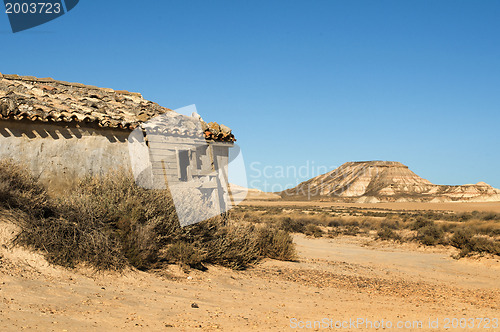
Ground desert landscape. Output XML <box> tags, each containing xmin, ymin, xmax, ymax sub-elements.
<box><xmin>1</xmin><ymin>2</ymin><xmax>499</xmax><ymax>329</ymax></box>
<box><xmin>1</xmin><ymin>164</ymin><xmax>499</xmax><ymax>330</ymax></box>
<box><xmin>1</xmin><ymin>203</ymin><xmax>499</xmax><ymax>331</ymax></box>
<box><xmin>0</xmin><ymin>76</ymin><xmax>498</xmax><ymax>330</ymax></box>
<box><xmin>281</xmin><ymin>161</ymin><xmax>500</xmax><ymax>203</ymax></box>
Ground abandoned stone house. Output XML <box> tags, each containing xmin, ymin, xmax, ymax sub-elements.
<box><xmin>0</xmin><ymin>73</ymin><xmax>235</xmax><ymax>211</ymax></box>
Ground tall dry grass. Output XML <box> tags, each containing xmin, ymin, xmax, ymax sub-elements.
<box><xmin>0</xmin><ymin>160</ymin><xmax>295</xmax><ymax>271</ymax></box>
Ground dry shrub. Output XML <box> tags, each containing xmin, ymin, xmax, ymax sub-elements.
<box><xmin>3</xmin><ymin>163</ymin><xmax>295</xmax><ymax>271</ymax></box>
<box><xmin>13</xmin><ymin>170</ymin><xmax>178</xmax><ymax>270</ymax></box>
<box><xmin>304</xmin><ymin>224</ymin><xmax>323</xmax><ymax>237</ymax></box>
<box><xmin>16</xmin><ymin>216</ymin><xmax>126</xmax><ymax>269</ymax></box>
<box><xmin>188</xmin><ymin>219</ymin><xmax>261</xmax><ymax>270</ymax></box>
<box><xmin>162</xmin><ymin>241</ymin><xmax>205</xmax><ymax>270</ymax></box>
<box><xmin>0</xmin><ymin>160</ymin><xmax>52</xmax><ymax>218</ymax></box>
<box><xmin>342</xmin><ymin>225</ymin><xmax>361</xmax><ymax>236</ymax></box>
<box><xmin>469</xmin><ymin>237</ymin><xmax>500</xmax><ymax>256</ymax></box>
<box><xmin>411</xmin><ymin>217</ymin><xmax>433</xmax><ymax>231</ymax></box>
<box><xmin>277</xmin><ymin>216</ymin><xmax>306</xmax><ymax>233</ymax></box>
<box><xmin>415</xmin><ymin>223</ymin><xmax>444</xmax><ymax>246</ymax></box>
<box><xmin>179</xmin><ymin>220</ymin><xmax>296</xmax><ymax>269</ymax></box>
<box><xmin>235</xmin><ymin>205</ymin><xmax>499</xmax><ymax>258</ymax></box>
<box><xmin>56</xmin><ymin>173</ymin><xmax>179</xmax><ymax>270</ymax></box>
<box><xmin>462</xmin><ymin>219</ymin><xmax>500</xmax><ymax>237</ymax></box>
<box><xmin>377</xmin><ymin>227</ymin><xmax>401</xmax><ymax>242</ymax></box>
<box><xmin>328</xmin><ymin>219</ymin><xmax>342</xmax><ymax>227</ymax></box>
<box><xmin>255</xmin><ymin>225</ymin><xmax>296</xmax><ymax>261</ymax></box>
<box><xmin>450</xmin><ymin>229</ymin><xmax>500</xmax><ymax>257</ymax></box>
<box><xmin>380</xmin><ymin>219</ymin><xmax>400</xmax><ymax>230</ymax></box>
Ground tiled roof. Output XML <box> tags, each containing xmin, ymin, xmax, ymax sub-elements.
<box><xmin>0</xmin><ymin>73</ymin><xmax>234</xmax><ymax>141</ymax></box>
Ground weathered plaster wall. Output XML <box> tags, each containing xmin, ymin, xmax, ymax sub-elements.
<box><xmin>0</xmin><ymin>120</ymin><xmax>131</xmax><ymax>193</ymax></box>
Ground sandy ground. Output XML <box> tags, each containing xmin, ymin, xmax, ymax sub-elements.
<box><xmin>240</xmin><ymin>200</ymin><xmax>500</xmax><ymax>213</ymax></box>
<box><xmin>0</xmin><ymin>220</ymin><xmax>499</xmax><ymax>331</ymax></box>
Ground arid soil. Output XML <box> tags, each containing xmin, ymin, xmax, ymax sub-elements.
<box><xmin>1</xmin><ymin>219</ymin><xmax>499</xmax><ymax>331</ymax></box>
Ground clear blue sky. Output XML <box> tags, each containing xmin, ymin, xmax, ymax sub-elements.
<box><xmin>1</xmin><ymin>1</ymin><xmax>499</xmax><ymax>190</ymax></box>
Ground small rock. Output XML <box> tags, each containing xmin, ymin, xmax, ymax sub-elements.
<box><xmin>191</xmin><ymin>303</ymin><xmax>199</xmax><ymax>308</ymax></box>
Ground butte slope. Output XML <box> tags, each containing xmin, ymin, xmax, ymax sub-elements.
<box><xmin>282</xmin><ymin>161</ymin><xmax>500</xmax><ymax>202</ymax></box>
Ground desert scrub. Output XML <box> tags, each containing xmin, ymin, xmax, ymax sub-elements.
<box><xmin>162</xmin><ymin>241</ymin><xmax>206</xmax><ymax>270</ymax></box>
<box><xmin>277</xmin><ymin>216</ymin><xmax>305</xmax><ymax>233</ymax></box>
<box><xmin>15</xmin><ymin>215</ymin><xmax>127</xmax><ymax>270</ymax></box>
<box><xmin>327</xmin><ymin>219</ymin><xmax>342</xmax><ymax>227</ymax></box>
<box><xmin>180</xmin><ymin>220</ymin><xmax>295</xmax><ymax>269</ymax></box>
<box><xmin>415</xmin><ymin>223</ymin><xmax>444</xmax><ymax>246</ymax></box>
<box><xmin>3</xmin><ymin>163</ymin><xmax>295</xmax><ymax>271</ymax></box>
<box><xmin>377</xmin><ymin>227</ymin><xmax>401</xmax><ymax>242</ymax></box>
<box><xmin>410</xmin><ymin>217</ymin><xmax>433</xmax><ymax>231</ymax></box>
<box><xmin>450</xmin><ymin>229</ymin><xmax>500</xmax><ymax>257</ymax></box>
<box><xmin>304</xmin><ymin>223</ymin><xmax>323</xmax><ymax>237</ymax></box>
<box><xmin>0</xmin><ymin>159</ymin><xmax>53</xmax><ymax>218</ymax></box>
<box><xmin>255</xmin><ymin>225</ymin><xmax>296</xmax><ymax>261</ymax></box>
<box><xmin>380</xmin><ymin>219</ymin><xmax>400</xmax><ymax>230</ymax></box>
<box><xmin>13</xmin><ymin>170</ymin><xmax>178</xmax><ymax>270</ymax></box>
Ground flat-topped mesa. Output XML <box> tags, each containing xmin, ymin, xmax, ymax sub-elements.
<box><xmin>282</xmin><ymin>160</ymin><xmax>500</xmax><ymax>202</ymax></box>
<box><xmin>343</xmin><ymin>161</ymin><xmax>409</xmax><ymax>168</ymax></box>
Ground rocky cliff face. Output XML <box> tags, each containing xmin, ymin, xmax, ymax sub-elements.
<box><xmin>282</xmin><ymin>161</ymin><xmax>500</xmax><ymax>202</ymax></box>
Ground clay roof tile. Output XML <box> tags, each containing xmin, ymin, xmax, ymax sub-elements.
<box><xmin>0</xmin><ymin>74</ymin><xmax>235</xmax><ymax>142</ymax></box>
